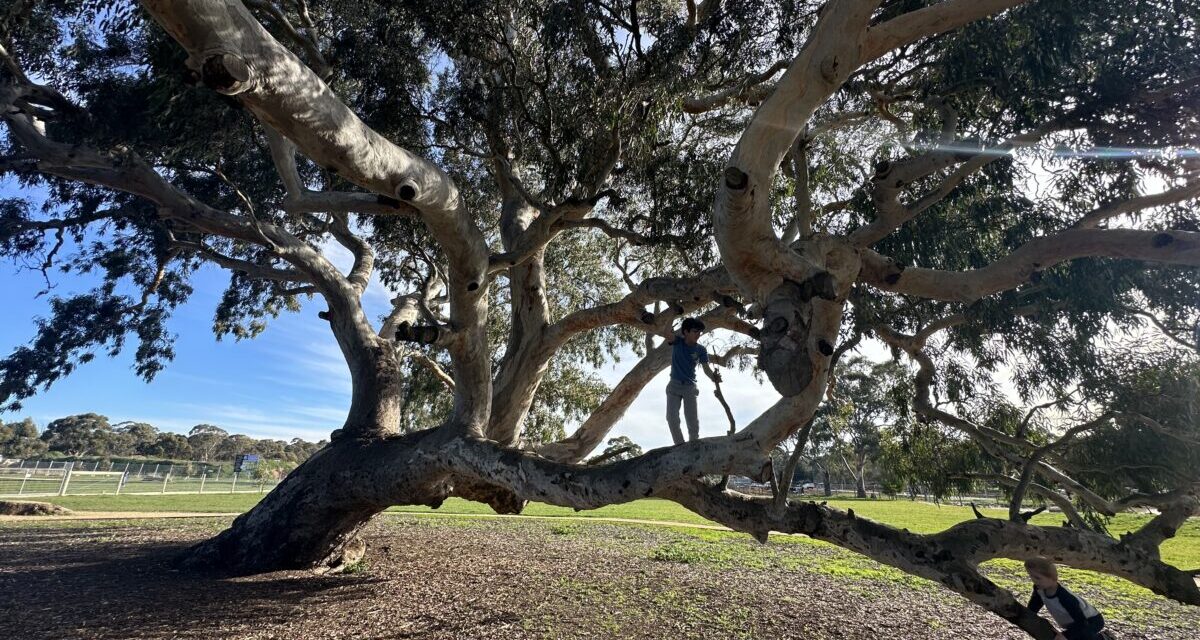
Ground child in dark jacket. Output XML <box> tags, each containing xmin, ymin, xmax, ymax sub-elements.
<box><xmin>1025</xmin><ymin>557</ymin><xmax>1107</xmax><ymax>640</ymax></box>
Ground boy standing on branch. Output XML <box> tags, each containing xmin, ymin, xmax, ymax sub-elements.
<box><xmin>661</xmin><ymin>318</ymin><xmax>722</xmax><ymax>445</ymax></box>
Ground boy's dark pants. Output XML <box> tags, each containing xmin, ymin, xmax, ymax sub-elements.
<box><xmin>1063</xmin><ymin>614</ymin><xmax>1105</xmax><ymax>640</ymax></box>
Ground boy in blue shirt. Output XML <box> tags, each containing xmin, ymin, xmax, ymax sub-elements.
<box><xmin>661</xmin><ymin>317</ymin><xmax>721</xmax><ymax>445</ymax></box>
<box><xmin>1024</xmin><ymin>557</ymin><xmax>1107</xmax><ymax>640</ymax></box>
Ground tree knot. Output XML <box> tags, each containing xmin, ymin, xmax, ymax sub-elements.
<box><xmin>723</xmin><ymin>166</ymin><xmax>750</xmax><ymax>191</ymax></box>
<box><xmin>200</xmin><ymin>52</ymin><xmax>253</xmax><ymax>95</ymax></box>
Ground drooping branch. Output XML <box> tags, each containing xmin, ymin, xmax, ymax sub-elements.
<box><xmin>1074</xmin><ymin>181</ymin><xmax>1200</xmax><ymax>229</ymax></box>
<box><xmin>681</xmin><ymin>58</ymin><xmax>788</xmax><ymax>114</ymax></box>
<box><xmin>873</xmin><ymin>320</ymin><xmax>1123</xmax><ymax>517</ymax></box>
<box><xmin>1007</xmin><ymin>412</ymin><xmax>1115</xmax><ymax>523</ymax></box>
<box><xmin>1121</xmin><ymin>306</ymin><xmax>1200</xmax><ymax>353</ymax></box>
<box><xmin>170</xmin><ymin>237</ymin><xmax>312</xmax><ymax>284</ymax></box>
<box><xmin>3</xmin><ymin>72</ymin><xmax>411</xmax><ymax>437</ymax></box>
<box><xmin>661</xmin><ymin>480</ymin><xmax>1199</xmax><ymax>639</ymax></box>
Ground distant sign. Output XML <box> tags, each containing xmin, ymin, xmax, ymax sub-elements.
<box><xmin>233</xmin><ymin>454</ymin><xmax>260</xmax><ymax>473</ymax></box>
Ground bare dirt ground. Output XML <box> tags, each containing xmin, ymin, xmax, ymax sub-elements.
<box><xmin>1</xmin><ymin>515</ymin><xmax>1196</xmax><ymax>639</ymax></box>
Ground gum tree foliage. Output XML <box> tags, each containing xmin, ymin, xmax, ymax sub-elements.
<box><xmin>596</xmin><ymin>435</ymin><xmax>645</xmax><ymax>463</ymax></box>
<box><xmin>814</xmin><ymin>355</ymin><xmax>910</xmax><ymax>497</ymax></box>
<box><xmin>186</xmin><ymin>424</ymin><xmax>228</xmax><ymax>461</ymax></box>
<box><xmin>0</xmin><ymin>1</ymin><xmax>1198</xmax><ymax>637</ymax></box>
<box><xmin>0</xmin><ymin>416</ymin><xmax>45</xmax><ymax>457</ymax></box>
<box><xmin>39</xmin><ymin>412</ymin><xmax>114</xmax><ymax>456</ymax></box>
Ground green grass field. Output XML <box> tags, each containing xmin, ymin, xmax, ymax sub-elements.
<box><xmin>27</xmin><ymin>491</ymin><xmax>1198</xmax><ymax>570</ymax></box>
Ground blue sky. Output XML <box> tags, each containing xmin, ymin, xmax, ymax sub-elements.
<box><xmin>0</xmin><ymin>177</ymin><xmax>795</xmax><ymax>450</ymax></box>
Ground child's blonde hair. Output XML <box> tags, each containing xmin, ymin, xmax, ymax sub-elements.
<box><xmin>1024</xmin><ymin>557</ymin><xmax>1058</xmax><ymax>579</ymax></box>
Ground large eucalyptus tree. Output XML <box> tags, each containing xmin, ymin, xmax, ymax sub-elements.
<box><xmin>1</xmin><ymin>1</ymin><xmax>1198</xmax><ymax>637</ymax></box>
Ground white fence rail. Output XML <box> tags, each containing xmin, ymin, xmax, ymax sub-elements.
<box><xmin>0</xmin><ymin>459</ymin><xmax>281</xmax><ymax>498</ymax></box>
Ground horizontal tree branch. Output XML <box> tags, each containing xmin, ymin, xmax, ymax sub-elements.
<box><xmin>861</xmin><ymin>228</ymin><xmax>1200</xmax><ymax>302</ymax></box>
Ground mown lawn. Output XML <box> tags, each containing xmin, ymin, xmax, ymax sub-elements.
<box><xmin>31</xmin><ymin>492</ymin><xmax>1199</xmax><ymax>569</ymax></box>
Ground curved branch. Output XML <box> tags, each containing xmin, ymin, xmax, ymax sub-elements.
<box><xmin>862</xmin><ymin>0</ymin><xmax>1031</xmax><ymax>63</ymax></box>
<box><xmin>682</xmin><ymin>58</ymin><xmax>788</xmax><ymax>114</ymax></box>
<box><xmin>861</xmin><ymin>228</ymin><xmax>1200</xmax><ymax>302</ymax></box>
<box><xmin>662</xmin><ymin>481</ymin><xmax>1199</xmax><ymax>637</ymax></box>
<box><xmin>141</xmin><ymin>0</ymin><xmax>492</xmax><ymax>430</ymax></box>
<box><xmin>1074</xmin><ymin>181</ymin><xmax>1200</xmax><ymax>229</ymax></box>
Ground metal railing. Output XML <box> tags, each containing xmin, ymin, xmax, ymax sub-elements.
<box><xmin>0</xmin><ymin>459</ymin><xmax>281</xmax><ymax>498</ymax></box>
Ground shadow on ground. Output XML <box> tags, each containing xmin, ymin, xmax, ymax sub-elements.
<box><xmin>0</xmin><ymin>525</ymin><xmax>389</xmax><ymax>639</ymax></box>
<box><xmin>1</xmin><ymin>517</ymin><xmax>1194</xmax><ymax>640</ymax></box>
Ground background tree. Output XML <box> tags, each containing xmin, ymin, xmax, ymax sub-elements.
<box><xmin>1</xmin><ymin>2</ymin><xmax>1198</xmax><ymax>638</ymax></box>
<box><xmin>114</xmin><ymin>420</ymin><xmax>159</xmax><ymax>455</ymax></box>
<box><xmin>40</xmin><ymin>413</ymin><xmax>114</xmax><ymax>456</ymax></box>
<box><xmin>214</xmin><ymin>433</ymin><xmax>258</xmax><ymax>461</ymax></box>
<box><xmin>819</xmin><ymin>356</ymin><xmax>910</xmax><ymax>497</ymax></box>
<box><xmin>0</xmin><ymin>416</ymin><xmax>45</xmax><ymax>458</ymax></box>
<box><xmin>145</xmin><ymin>432</ymin><xmax>192</xmax><ymax>460</ymax></box>
<box><xmin>592</xmin><ymin>435</ymin><xmax>644</xmax><ymax>464</ymax></box>
<box><xmin>186</xmin><ymin>424</ymin><xmax>228</xmax><ymax>462</ymax></box>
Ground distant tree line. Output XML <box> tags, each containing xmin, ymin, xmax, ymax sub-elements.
<box><xmin>0</xmin><ymin>413</ymin><xmax>326</xmax><ymax>463</ymax></box>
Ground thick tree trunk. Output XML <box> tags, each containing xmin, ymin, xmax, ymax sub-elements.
<box><xmin>822</xmin><ymin>467</ymin><xmax>832</xmax><ymax>497</ymax></box>
<box><xmin>856</xmin><ymin>456</ymin><xmax>867</xmax><ymax>499</ymax></box>
<box><xmin>181</xmin><ymin>431</ymin><xmax>446</xmax><ymax>575</ymax></box>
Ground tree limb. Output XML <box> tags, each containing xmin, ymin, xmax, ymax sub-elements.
<box><xmin>861</xmin><ymin>228</ymin><xmax>1200</xmax><ymax>302</ymax></box>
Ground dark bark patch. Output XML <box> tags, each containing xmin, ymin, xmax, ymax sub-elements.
<box><xmin>396</xmin><ymin>184</ymin><xmax>418</xmax><ymax>201</ymax></box>
<box><xmin>723</xmin><ymin>166</ymin><xmax>749</xmax><ymax>190</ymax></box>
<box><xmin>200</xmin><ymin>54</ymin><xmax>249</xmax><ymax>93</ymax></box>
<box><xmin>817</xmin><ymin>339</ymin><xmax>834</xmax><ymax>356</ymax></box>
<box><xmin>1153</xmin><ymin>232</ymin><xmax>1175</xmax><ymax>247</ymax></box>
<box><xmin>884</xmin><ymin>272</ymin><xmax>902</xmax><ymax>285</ymax></box>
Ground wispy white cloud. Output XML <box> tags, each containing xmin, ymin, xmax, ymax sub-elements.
<box><xmin>141</xmin><ymin>400</ymin><xmax>340</xmax><ymax>442</ymax></box>
<box><xmin>316</xmin><ymin>238</ymin><xmax>396</xmax><ymax>320</ymax></box>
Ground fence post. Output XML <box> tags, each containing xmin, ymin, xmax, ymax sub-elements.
<box><xmin>199</xmin><ymin>473</ymin><xmax>206</xmax><ymax>494</ymax></box>
<box><xmin>162</xmin><ymin>472</ymin><xmax>170</xmax><ymax>494</ymax></box>
<box><xmin>18</xmin><ymin>472</ymin><xmax>29</xmax><ymax>495</ymax></box>
<box><xmin>116</xmin><ymin>471</ymin><xmax>126</xmax><ymax>495</ymax></box>
<box><xmin>58</xmin><ymin>462</ymin><xmax>74</xmax><ymax>496</ymax></box>
<box><xmin>137</xmin><ymin>463</ymin><xmax>144</xmax><ymax>476</ymax></box>
<box><xmin>231</xmin><ymin>472</ymin><xmax>238</xmax><ymax>493</ymax></box>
